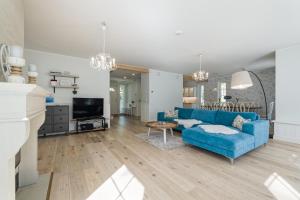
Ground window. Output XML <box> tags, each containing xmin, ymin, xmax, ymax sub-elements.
<box><xmin>119</xmin><ymin>84</ymin><xmax>127</xmax><ymax>113</ymax></box>
<box><xmin>195</xmin><ymin>84</ymin><xmax>204</xmax><ymax>108</ymax></box>
<box><xmin>218</xmin><ymin>82</ymin><xmax>226</xmax><ymax>102</ymax></box>
<box><xmin>200</xmin><ymin>85</ymin><xmax>205</xmax><ymax>105</ymax></box>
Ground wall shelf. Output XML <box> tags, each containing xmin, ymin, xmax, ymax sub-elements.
<box><xmin>49</xmin><ymin>73</ymin><xmax>79</xmax><ymax>78</ymax></box>
<box><xmin>49</xmin><ymin>72</ymin><xmax>79</xmax><ymax>94</ymax></box>
<box><xmin>50</xmin><ymin>85</ymin><xmax>79</xmax><ymax>89</ymax></box>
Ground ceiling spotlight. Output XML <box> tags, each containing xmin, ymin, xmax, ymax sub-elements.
<box><xmin>132</xmin><ymin>73</ymin><xmax>135</xmax><ymax>76</ymax></box>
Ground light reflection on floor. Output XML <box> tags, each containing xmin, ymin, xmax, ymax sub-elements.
<box><xmin>264</xmin><ymin>172</ymin><xmax>300</xmax><ymax>200</ymax></box>
<box><xmin>86</xmin><ymin>165</ymin><xmax>144</xmax><ymax>200</ymax></box>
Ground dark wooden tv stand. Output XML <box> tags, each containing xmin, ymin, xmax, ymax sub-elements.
<box><xmin>75</xmin><ymin>116</ymin><xmax>106</xmax><ymax>133</ymax></box>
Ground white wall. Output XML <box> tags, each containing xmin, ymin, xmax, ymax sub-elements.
<box><xmin>274</xmin><ymin>45</ymin><xmax>300</xmax><ymax>144</ymax></box>
<box><xmin>141</xmin><ymin>73</ymin><xmax>149</xmax><ymax>121</ymax></box>
<box><xmin>147</xmin><ymin>69</ymin><xmax>183</xmax><ymax>121</ymax></box>
<box><xmin>0</xmin><ymin>0</ymin><xmax>24</xmax><ymax>46</ymax></box>
<box><xmin>0</xmin><ymin>0</ymin><xmax>24</xmax><ymax>81</ymax></box>
<box><xmin>24</xmin><ymin>49</ymin><xmax>110</xmax><ymax>129</ymax></box>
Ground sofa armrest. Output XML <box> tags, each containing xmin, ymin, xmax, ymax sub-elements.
<box><xmin>242</xmin><ymin>120</ymin><xmax>269</xmax><ymax>147</ymax></box>
<box><xmin>157</xmin><ymin>112</ymin><xmax>166</xmax><ymax>121</ymax></box>
<box><xmin>157</xmin><ymin>112</ymin><xmax>176</xmax><ymax>122</ymax></box>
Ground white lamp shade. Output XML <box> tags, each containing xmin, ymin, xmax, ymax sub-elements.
<box><xmin>231</xmin><ymin>71</ymin><xmax>253</xmax><ymax>89</ymax></box>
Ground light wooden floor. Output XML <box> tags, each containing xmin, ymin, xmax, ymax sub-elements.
<box><xmin>38</xmin><ymin>116</ymin><xmax>300</xmax><ymax>200</ymax></box>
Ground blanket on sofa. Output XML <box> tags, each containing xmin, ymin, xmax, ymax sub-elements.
<box><xmin>175</xmin><ymin>119</ymin><xmax>202</xmax><ymax>128</ymax></box>
<box><xmin>198</xmin><ymin>125</ymin><xmax>239</xmax><ymax>135</ymax></box>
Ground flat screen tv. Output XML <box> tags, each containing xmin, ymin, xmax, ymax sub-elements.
<box><xmin>73</xmin><ymin>98</ymin><xmax>104</xmax><ymax>119</ymax></box>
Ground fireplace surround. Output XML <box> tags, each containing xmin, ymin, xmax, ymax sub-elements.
<box><xmin>0</xmin><ymin>83</ymin><xmax>48</xmax><ymax>200</ymax></box>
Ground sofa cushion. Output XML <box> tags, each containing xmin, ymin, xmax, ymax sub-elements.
<box><xmin>190</xmin><ymin>109</ymin><xmax>217</xmax><ymax>124</ymax></box>
<box><xmin>157</xmin><ymin>112</ymin><xmax>176</xmax><ymax>122</ymax></box>
<box><xmin>215</xmin><ymin>111</ymin><xmax>259</xmax><ymax>127</ymax></box>
<box><xmin>232</xmin><ymin>115</ymin><xmax>250</xmax><ymax>130</ymax></box>
<box><xmin>175</xmin><ymin>107</ymin><xmax>194</xmax><ymax>119</ymax></box>
<box><xmin>182</xmin><ymin>127</ymin><xmax>255</xmax><ymax>151</ymax></box>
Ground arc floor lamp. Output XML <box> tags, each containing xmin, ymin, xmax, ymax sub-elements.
<box><xmin>231</xmin><ymin>70</ymin><xmax>268</xmax><ymax>117</ymax></box>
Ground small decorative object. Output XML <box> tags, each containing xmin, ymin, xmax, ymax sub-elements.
<box><xmin>4</xmin><ymin>45</ymin><xmax>26</xmax><ymax>83</ymax></box>
<box><xmin>46</xmin><ymin>95</ymin><xmax>54</xmax><ymax>103</ymax></box>
<box><xmin>90</xmin><ymin>22</ymin><xmax>117</xmax><ymax>71</ymax></box>
<box><xmin>192</xmin><ymin>54</ymin><xmax>209</xmax><ymax>82</ymax></box>
<box><xmin>164</xmin><ymin>110</ymin><xmax>178</xmax><ymax>118</ymax></box>
<box><xmin>50</xmin><ymin>79</ymin><xmax>58</xmax><ymax>86</ymax></box>
<box><xmin>72</xmin><ymin>89</ymin><xmax>78</xmax><ymax>95</ymax></box>
<box><xmin>0</xmin><ymin>44</ymin><xmax>10</xmax><ymax>81</ymax></box>
<box><xmin>224</xmin><ymin>96</ymin><xmax>232</xmax><ymax>100</ymax></box>
<box><xmin>27</xmin><ymin>64</ymin><xmax>38</xmax><ymax>84</ymax></box>
<box><xmin>59</xmin><ymin>79</ymin><xmax>72</xmax><ymax>87</ymax></box>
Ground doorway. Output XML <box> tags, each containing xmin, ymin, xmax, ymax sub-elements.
<box><xmin>110</xmin><ymin>69</ymin><xmax>142</xmax><ymax>118</ymax></box>
<box><xmin>119</xmin><ymin>84</ymin><xmax>126</xmax><ymax>114</ymax></box>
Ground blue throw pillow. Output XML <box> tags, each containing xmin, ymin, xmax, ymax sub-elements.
<box><xmin>215</xmin><ymin>110</ymin><xmax>259</xmax><ymax>127</ymax></box>
<box><xmin>190</xmin><ymin>109</ymin><xmax>217</xmax><ymax>124</ymax></box>
<box><xmin>175</xmin><ymin>107</ymin><xmax>194</xmax><ymax>119</ymax></box>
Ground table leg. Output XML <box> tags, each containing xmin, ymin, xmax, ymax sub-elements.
<box><xmin>147</xmin><ymin>127</ymin><xmax>151</xmax><ymax>136</ymax></box>
<box><xmin>170</xmin><ymin>128</ymin><xmax>174</xmax><ymax>136</ymax></box>
<box><xmin>163</xmin><ymin>129</ymin><xmax>167</xmax><ymax>144</ymax></box>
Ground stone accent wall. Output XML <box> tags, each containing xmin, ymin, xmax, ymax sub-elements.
<box><xmin>184</xmin><ymin>67</ymin><xmax>275</xmax><ymax>118</ymax></box>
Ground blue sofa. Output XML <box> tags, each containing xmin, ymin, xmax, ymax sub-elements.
<box><xmin>157</xmin><ymin>107</ymin><xmax>269</xmax><ymax>163</ymax></box>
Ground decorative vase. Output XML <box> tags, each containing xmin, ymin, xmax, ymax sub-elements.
<box><xmin>27</xmin><ymin>64</ymin><xmax>38</xmax><ymax>84</ymax></box>
<box><xmin>28</xmin><ymin>71</ymin><xmax>38</xmax><ymax>84</ymax></box>
<box><xmin>7</xmin><ymin>46</ymin><xmax>26</xmax><ymax>83</ymax></box>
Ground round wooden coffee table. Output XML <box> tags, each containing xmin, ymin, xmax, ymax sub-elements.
<box><xmin>146</xmin><ymin>121</ymin><xmax>177</xmax><ymax>144</ymax></box>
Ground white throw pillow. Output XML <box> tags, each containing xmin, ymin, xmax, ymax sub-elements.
<box><xmin>232</xmin><ymin>115</ymin><xmax>250</xmax><ymax>130</ymax></box>
<box><xmin>164</xmin><ymin>110</ymin><xmax>178</xmax><ymax>118</ymax></box>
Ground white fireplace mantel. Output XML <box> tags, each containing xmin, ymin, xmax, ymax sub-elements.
<box><xmin>0</xmin><ymin>82</ymin><xmax>49</xmax><ymax>200</ymax></box>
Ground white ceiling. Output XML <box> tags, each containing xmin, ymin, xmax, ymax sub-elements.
<box><xmin>24</xmin><ymin>0</ymin><xmax>300</xmax><ymax>74</ymax></box>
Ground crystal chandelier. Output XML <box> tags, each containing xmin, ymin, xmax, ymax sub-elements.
<box><xmin>192</xmin><ymin>54</ymin><xmax>208</xmax><ymax>82</ymax></box>
<box><xmin>90</xmin><ymin>22</ymin><xmax>117</xmax><ymax>71</ymax></box>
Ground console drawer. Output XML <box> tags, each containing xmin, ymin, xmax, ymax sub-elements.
<box><xmin>44</xmin><ymin>114</ymin><xmax>52</xmax><ymax>125</ymax></box>
<box><xmin>53</xmin><ymin>106</ymin><xmax>69</xmax><ymax>115</ymax></box>
<box><xmin>53</xmin><ymin>115</ymin><xmax>69</xmax><ymax>124</ymax></box>
<box><xmin>53</xmin><ymin>123</ymin><xmax>69</xmax><ymax>133</ymax></box>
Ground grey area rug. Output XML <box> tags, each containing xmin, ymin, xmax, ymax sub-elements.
<box><xmin>135</xmin><ymin>132</ymin><xmax>185</xmax><ymax>150</ymax></box>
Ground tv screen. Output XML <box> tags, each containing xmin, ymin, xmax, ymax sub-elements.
<box><xmin>73</xmin><ymin>98</ymin><xmax>103</xmax><ymax>119</ymax></box>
